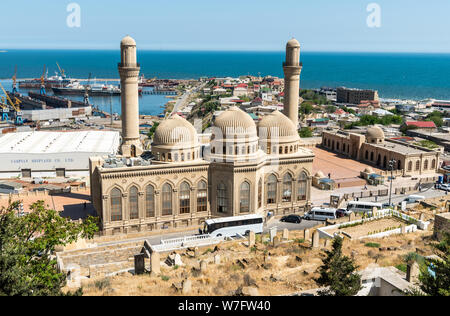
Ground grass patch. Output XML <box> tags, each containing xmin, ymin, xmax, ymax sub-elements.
<box><xmin>94</xmin><ymin>278</ymin><xmax>111</xmax><ymax>290</ymax></box>
<box><xmin>294</xmin><ymin>238</ymin><xmax>305</xmax><ymax>244</ymax></box>
<box><xmin>396</xmin><ymin>264</ymin><xmax>407</xmax><ymax>273</ymax></box>
<box><xmin>365</xmin><ymin>242</ymin><xmax>381</xmax><ymax>248</ymax></box>
<box><xmin>161</xmin><ymin>275</ymin><xmax>170</xmax><ymax>281</ymax></box>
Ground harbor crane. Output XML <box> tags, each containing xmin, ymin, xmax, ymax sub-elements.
<box><xmin>56</xmin><ymin>62</ymin><xmax>66</xmax><ymax>79</ymax></box>
<box><xmin>0</xmin><ymin>96</ymin><xmax>10</xmax><ymax>122</ymax></box>
<box><xmin>0</xmin><ymin>81</ymin><xmax>23</xmax><ymax>125</ymax></box>
<box><xmin>40</xmin><ymin>65</ymin><xmax>47</xmax><ymax>95</ymax></box>
<box><xmin>84</xmin><ymin>72</ymin><xmax>92</xmax><ymax>105</ymax></box>
<box><xmin>12</xmin><ymin>66</ymin><xmax>17</xmax><ymax>94</ymax></box>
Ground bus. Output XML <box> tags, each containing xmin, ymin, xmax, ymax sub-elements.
<box><xmin>201</xmin><ymin>214</ymin><xmax>264</xmax><ymax>238</ymax></box>
<box><xmin>347</xmin><ymin>201</ymin><xmax>382</xmax><ymax>214</ymax></box>
<box><xmin>304</xmin><ymin>207</ymin><xmax>337</xmax><ymax>221</ymax></box>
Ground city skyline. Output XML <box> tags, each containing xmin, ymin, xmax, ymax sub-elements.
<box><xmin>1</xmin><ymin>0</ymin><xmax>450</xmax><ymax>53</ymax></box>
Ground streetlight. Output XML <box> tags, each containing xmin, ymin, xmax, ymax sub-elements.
<box><xmin>388</xmin><ymin>159</ymin><xmax>397</xmax><ymax>207</ymax></box>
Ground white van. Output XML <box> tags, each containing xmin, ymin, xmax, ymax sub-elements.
<box><xmin>304</xmin><ymin>207</ymin><xmax>337</xmax><ymax>221</ymax></box>
<box><xmin>347</xmin><ymin>201</ymin><xmax>382</xmax><ymax>215</ymax></box>
<box><xmin>402</xmin><ymin>195</ymin><xmax>426</xmax><ymax>205</ymax></box>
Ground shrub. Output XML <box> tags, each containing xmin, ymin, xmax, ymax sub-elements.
<box><xmin>365</xmin><ymin>242</ymin><xmax>381</xmax><ymax>248</ymax></box>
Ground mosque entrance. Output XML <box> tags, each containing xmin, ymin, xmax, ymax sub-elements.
<box><xmin>131</xmin><ymin>145</ymin><xmax>136</xmax><ymax>157</ymax></box>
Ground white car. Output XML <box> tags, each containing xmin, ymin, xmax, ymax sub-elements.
<box><xmin>438</xmin><ymin>183</ymin><xmax>450</xmax><ymax>192</ymax></box>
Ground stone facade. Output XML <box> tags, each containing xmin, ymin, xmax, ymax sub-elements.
<box><xmin>322</xmin><ymin>127</ymin><xmax>439</xmax><ymax>176</ymax></box>
<box><xmin>434</xmin><ymin>213</ymin><xmax>450</xmax><ymax>240</ymax></box>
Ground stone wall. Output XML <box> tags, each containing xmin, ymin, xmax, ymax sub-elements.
<box><xmin>434</xmin><ymin>213</ymin><xmax>450</xmax><ymax>240</ymax></box>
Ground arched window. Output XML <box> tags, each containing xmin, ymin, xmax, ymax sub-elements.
<box><xmin>197</xmin><ymin>180</ymin><xmax>207</xmax><ymax>212</ymax></box>
<box><xmin>217</xmin><ymin>182</ymin><xmax>227</xmax><ymax>213</ymax></box>
<box><xmin>267</xmin><ymin>175</ymin><xmax>277</xmax><ymax>204</ymax></box>
<box><xmin>416</xmin><ymin>161</ymin><xmax>420</xmax><ymax>171</ymax></box>
<box><xmin>110</xmin><ymin>188</ymin><xmax>122</xmax><ymax>222</ymax></box>
<box><xmin>424</xmin><ymin>160</ymin><xmax>429</xmax><ymax>170</ymax></box>
<box><xmin>162</xmin><ymin>184</ymin><xmax>173</xmax><ymax>216</ymax></box>
<box><xmin>179</xmin><ymin>182</ymin><xmax>190</xmax><ymax>214</ymax></box>
<box><xmin>408</xmin><ymin>161</ymin><xmax>413</xmax><ymax>171</ymax></box>
<box><xmin>432</xmin><ymin>159</ymin><xmax>436</xmax><ymax>169</ymax></box>
<box><xmin>297</xmin><ymin>172</ymin><xmax>308</xmax><ymax>201</ymax></box>
<box><xmin>258</xmin><ymin>179</ymin><xmax>262</xmax><ymax>208</ymax></box>
<box><xmin>282</xmin><ymin>173</ymin><xmax>293</xmax><ymax>202</ymax></box>
<box><xmin>240</xmin><ymin>182</ymin><xmax>250</xmax><ymax>213</ymax></box>
<box><xmin>398</xmin><ymin>160</ymin><xmax>402</xmax><ymax>170</ymax></box>
<box><xmin>383</xmin><ymin>156</ymin><xmax>387</xmax><ymax>169</ymax></box>
<box><xmin>129</xmin><ymin>186</ymin><xmax>139</xmax><ymax>220</ymax></box>
<box><xmin>365</xmin><ymin>151</ymin><xmax>369</xmax><ymax>160</ymax></box>
<box><xmin>181</xmin><ymin>153</ymin><xmax>185</xmax><ymax>162</ymax></box>
<box><xmin>370</xmin><ymin>152</ymin><xmax>374</xmax><ymax>161</ymax></box>
<box><xmin>146</xmin><ymin>185</ymin><xmax>155</xmax><ymax>217</ymax></box>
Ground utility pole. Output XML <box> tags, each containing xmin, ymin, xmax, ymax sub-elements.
<box><xmin>388</xmin><ymin>159</ymin><xmax>397</xmax><ymax>207</ymax></box>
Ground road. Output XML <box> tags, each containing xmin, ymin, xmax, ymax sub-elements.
<box><xmin>170</xmin><ymin>83</ymin><xmax>206</xmax><ymax>115</ymax></box>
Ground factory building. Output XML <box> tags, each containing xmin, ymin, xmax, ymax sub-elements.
<box><xmin>0</xmin><ymin>131</ymin><xmax>120</xmax><ymax>178</ymax></box>
<box><xmin>89</xmin><ymin>37</ymin><xmax>314</xmax><ymax>236</ymax></box>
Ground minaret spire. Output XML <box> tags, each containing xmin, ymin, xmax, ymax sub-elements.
<box><xmin>283</xmin><ymin>38</ymin><xmax>302</xmax><ymax>129</ymax></box>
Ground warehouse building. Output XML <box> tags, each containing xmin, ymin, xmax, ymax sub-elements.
<box><xmin>0</xmin><ymin>131</ymin><xmax>120</xmax><ymax>178</ymax></box>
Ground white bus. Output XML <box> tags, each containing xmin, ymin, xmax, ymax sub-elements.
<box><xmin>304</xmin><ymin>207</ymin><xmax>337</xmax><ymax>221</ymax></box>
<box><xmin>347</xmin><ymin>201</ymin><xmax>382</xmax><ymax>214</ymax></box>
<box><xmin>201</xmin><ymin>214</ymin><xmax>264</xmax><ymax>238</ymax></box>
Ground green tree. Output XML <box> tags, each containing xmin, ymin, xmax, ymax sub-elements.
<box><xmin>299</xmin><ymin>127</ymin><xmax>313</xmax><ymax>138</ymax></box>
<box><xmin>0</xmin><ymin>201</ymin><xmax>98</xmax><ymax>296</ymax></box>
<box><xmin>300</xmin><ymin>102</ymin><xmax>314</xmax><ymax>115</ymax></box>
<box><xmin>315</xmin><ymin>237</ymin><xmax>362</xmax><ymax>296</ymax></box>
<box><xmin>147</xmin><ymin>122</ymin><xmax>160</xmax><ymax>139</ymax></box>
<box><xmin>407</xmin><ymin>233</ymin><xmax>450</xmax><ymax>296</ymax></box>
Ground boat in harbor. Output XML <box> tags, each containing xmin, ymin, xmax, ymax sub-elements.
<box><xmin>52</xmin><ymin>81</ymin><xmax>122</xmax><ymax>96</ymax></box>
<box><xmin>19</xmin><ymin>74</ymin><xmax>73</xmax><ymax>89</ymax></box>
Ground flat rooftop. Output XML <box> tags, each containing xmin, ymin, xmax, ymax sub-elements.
<box><xmin>0</xmin><ymin>131</ymin><xmax>120</xmax><ymax>154</ymax></box>
<box><xmin>371</xmin><ymin>140</ymin><xmax>427</xmax><ymax>155</ymax></box>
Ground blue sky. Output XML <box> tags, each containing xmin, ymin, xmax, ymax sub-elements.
<box><xmin>1</xmin><ymin>0</ymin><xmax>449</xmax><ymax>52</ymax></box>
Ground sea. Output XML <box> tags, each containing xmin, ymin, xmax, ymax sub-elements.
<box><xmin>1</xmin><ymin>50</ymin><xmax>450</xmax><ymax>115</ymax></box>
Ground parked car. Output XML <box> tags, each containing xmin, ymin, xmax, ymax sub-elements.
<box><xmin>437</xmin><ymin>183</ymin><xmax>450</xmax><ymax>192</ymax></box>
<box><xmin>336</xmin><ymin>209</ymin><xmax>352</xmax><ymax>218</ymax></box>
<box><xmin>280</xmin><ymin>215</ymin><xmax>302</xmax><ymax>224</ymax></box>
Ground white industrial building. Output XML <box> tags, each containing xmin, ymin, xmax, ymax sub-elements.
<box><xmin>0</xmin><ymin>131</ymin><xmax>120</xmax><ymax>178</ymax></box>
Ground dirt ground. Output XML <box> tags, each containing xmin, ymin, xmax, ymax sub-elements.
<box><xmin>80</xmin><ymin>229</ymin><xmax>437</xmax><ymax>297</ymax></box>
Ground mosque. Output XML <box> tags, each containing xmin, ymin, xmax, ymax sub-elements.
<box><xmin>89</xmin><ymin>37</ymin><xmax>314</xmax><ymax>236</ymax></box>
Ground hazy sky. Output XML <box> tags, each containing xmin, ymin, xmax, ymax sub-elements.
<box><xmin>1</xmin><ymin>0</ymin><xmax>449</xmax><ymax>52</ymax></box>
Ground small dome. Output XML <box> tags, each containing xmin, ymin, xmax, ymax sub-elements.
<box><xmin>287</xmin><ymin>38</ymin><xmax>300</xmax><ymax>48</ymax></box>
<box><xmin>213</xmin><ymin>106</ymin><xmax>257</xmax><ymax>137</ymax></box>
<box><xmin>153</xmin><ymin>115</ymin><xmax>198</xmax><ymax>147</ymax></box>
<box><xmin>364</xmin><ymin>167</ymin><xmax>374</xmax><ymax>174</ymax></box>
<box><xmin>121</xmin><ymin>35</ymin><xmax>136</xmax><ymax>46</ymax></box>
<box><xmin>258</xmin><ymin>110</ymin><xmax>299</xmax><ymax>140</ymax></box>
<box><xmin>366</xmin><ymin>126</ymin><xmax>385</xmax><ymax>140</ymax></box>
<box><xmin>314</xmin><ymin>171</ymin><xmax>325</xmax><ymax>178</ymax></box>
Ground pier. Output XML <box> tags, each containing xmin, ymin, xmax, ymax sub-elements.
<box><xmin>141</xmin><ymin>90</ymin><xmax>177</xmax><ymax>96</ymax></box>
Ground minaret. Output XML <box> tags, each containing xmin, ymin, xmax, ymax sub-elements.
<box><xmin>283</xmin><ymin>38</ymin><xmax>302</xmax><ymax>128</ymax></box>
<box><xmin>118</xmin><ymin>35</ymin><xmax>142</xmax><ymax>157</ymax></box>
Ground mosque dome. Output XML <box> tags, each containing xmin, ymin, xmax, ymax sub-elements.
<box><xmin>366</xmin><ymin>126</ymin><xmax>385</xmax><ymax>142</ymax></box>
<box><xmin>213</xmin><ymin>106</ymin><xmax>257</xmax><ymax>138</ymax></box>
<box><xmin>314</xmin><ymin>171</ymin><xmax>325</xmax><ymax>178</ymax></box>
<box><xmin>364</xmin><ymin>167</ymin><xmax>374</xmax><ymax>174</ymax></box>
<box><xmin>258</xmin><ymin>110</ymin><xmax>299</xmax><ymax>141</ymax></box>
<box><xmin>121</xmin><ymin>35</ymin><xmax>136</xmax><ymax>46</ymax></box>
<box><xmin>153</xmin><ymin>115</ymin><xmax>198</xmax><ymax>148</ymax></box>
<box><xmin>286</xmin><ymin>38</ymin><xmax>300</xmax><ymax>48</ymax></box>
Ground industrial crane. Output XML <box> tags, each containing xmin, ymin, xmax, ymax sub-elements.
<box><xmin>12</xmin><ymin>66</ymin><xmax>17</xmax><ymax>94</ymax></box>
<box><xmin>0</xmin><ymin>81</ymin><xmax>23</xmax><ymax>125</ymax></box>
<box><xmin>0</xmin><ymin>96</ymin><xmax>10</xmax><ymax>122</ymax></box>
<box><xmin>40</xmin><ymin>65</ymin><xmax>47</xmax><ymax>95</ymax></box>
<box><xmin>56</xmin><ymin>62</ymin><xmax>66</xmax><ymax>79</ymax></box>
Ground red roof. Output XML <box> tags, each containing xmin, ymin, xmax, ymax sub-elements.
<box><xmin>334</xmin><ymin>109</ymin><xmax>345</xmax><ymax>115</ymax></box>
<box><xmin>236</xmin><ymin>83</ymin><xmax>248</xmax><ymax>88</ymax></box>
<box><xmin>405</xmin><ymin>121</ymin><xmax>437</xmax><ymax>128</ymax></box>
<box><xmin>278</xmin><ymin>92</ymin><xmax>285</xmax><ymax>97</ymax></box>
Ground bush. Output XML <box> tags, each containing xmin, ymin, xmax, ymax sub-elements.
<box><xmin>365</xmin><ymin>242</ymin><xmax>381</xmax><ymax>248</ymax></box>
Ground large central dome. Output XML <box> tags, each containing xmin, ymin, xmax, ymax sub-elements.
<box><xmin>213</xmin><ymin>106</ymin><xmax>257</xmax><ymax>138</ymax></box>
<box><xmin>153</xmin><ymin>114</ymin><xmax>198</xmax><ymax>148</ymax></box>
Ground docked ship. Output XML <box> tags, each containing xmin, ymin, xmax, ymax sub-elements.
<box><xmin>18</xmin><ymin>74</ymin><xmax>74</xmax><ymax>89</ymax></box>
<box><xmin>52</xmin><ymin>81</ymin><xmax>122</xmax><ymax>96</ymax></box>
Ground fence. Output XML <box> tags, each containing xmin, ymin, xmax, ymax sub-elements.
<box><xmin>151</xmin><ymin>234</ymin><xmax>230</xmax><ymax>253</ymax></box>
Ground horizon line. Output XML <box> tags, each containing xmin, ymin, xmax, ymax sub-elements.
<box><xmin>2</xmin><ymin>48</ymin><xmax>450</xmax><ymax>55</ymax></box>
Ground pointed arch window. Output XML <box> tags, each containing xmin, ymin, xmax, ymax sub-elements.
<box><xmin>162</xmin><ymin>184</ymin><xmax>173</xmax><ymax>216</ymax></box>
<box><xmin>146</xmin><ymin>185</ymin><xmax>155</xmax><ymax>217</ymax></box>
<box><xmin>240</xmin><ymin>182</ymin><xmax>250</xmax><ymax>213</ymax></box>
<box><xmin>282</xmin><ymin>173</ymin><xmax>293</xmax><ymax>202</ymax></box>
<box><xmin>129</xmin><ymin>186</ymin><xmax>139</xmax><ymax>220</ymax></box>
<box><xmin>297</xmin><ymin>172</ymin><xmax>308</xmax><ymax>201</ymax></box>
<box><xmin>258</xmin><ymin>179</ymin><xmax>262</xmax><ymax>208</ymax></box>
<box><xmin>110</xmin><ymin>188</ymin><xmax>122</xmax><ymax>222</ymax></box>
<box><xmin>217</xmin><ymin>182</ymin><xmax>228</xmax><ymax>213</ymax></box>
<box><xmin>179</xmin><ymin>182</ymin><xmax>191</xmax><ymax>214</ymax></box>
<box><xmin>197</xmin><ymin>180</ymin><xmax>207</xmax><ymax>212</ymax></box>
<box><xmin>267</xmin><ymin>175</ymin><xmax>277</xmax><ymax>204</ymax></box>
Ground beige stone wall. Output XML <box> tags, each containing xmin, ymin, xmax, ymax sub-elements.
<box><xmin>434</xmin><ymin>213</ymin><xmax>450</xmax><ymax>240</ymax></box>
